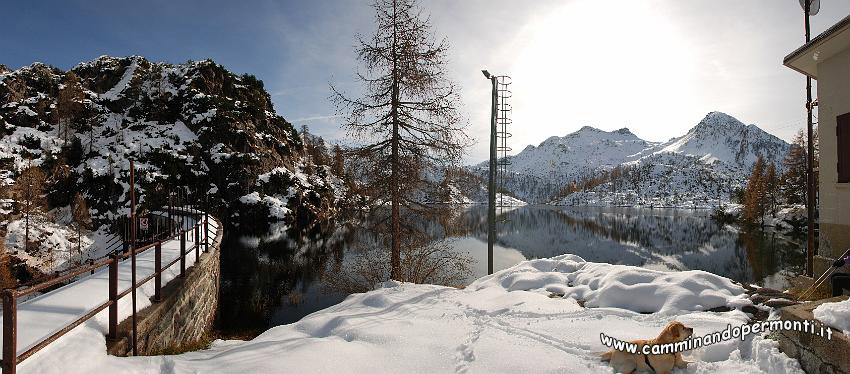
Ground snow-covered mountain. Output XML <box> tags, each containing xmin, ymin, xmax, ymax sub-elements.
<box><xmin>0</xmin><ymin>56</ymin><xmax>346</xmax><ymax>230</ymax></box>
<box><xmin>653</xmin><ymin>111</ymin><xmax>789</xmax><ymax>168</ymax></box>
<box><xmin>468</xmin><ymin>112</ymin><xmax>791</xmax><ymax>205</ymax></box>
<box><xmin>505</xmin><ymin>126</ymin><xmax>656</xmax><ymax>182</ymax></box>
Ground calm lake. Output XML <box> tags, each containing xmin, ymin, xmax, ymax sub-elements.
<box><xmin>215</xmin><ymin>205</ymin><xmax>804</xmax><ymax>337</ymax></box>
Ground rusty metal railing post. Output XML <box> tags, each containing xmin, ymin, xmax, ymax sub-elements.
<box><xmin>108</xmin><ymin>254</ymin><xmax>118</xmax><ymax>340</ymax></box>
<box><xmin>129</xmin><ymin>158</ymin><xmax>138</xmax><ymax>357</ymax></box>
<box><xmin>194</xmin><ymin>225</ymin><xmax>200</xmax><ymax>262</ymax></box>
<box><xmin>154</xmin><ymin>241</ymin><xmax>162</xmax><ymax>302</ymax></box>
<box><xmin>180</xmin><ymin>231</ymin><xmax>186</xmax><ymax>278</ymax></box>
<box><xmin>204</xmin><ymin>210</ymin><xmax>209</xmax><ymax>253</ymax></box>
<box><xmin>3</xmin><ymin>289</ymin><xmax>17</xmax><ymax>374</ymax></box>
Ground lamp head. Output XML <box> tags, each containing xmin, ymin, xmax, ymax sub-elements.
<box><xmin>482</xmin><ymin>70</ymin><xmax>491</xmax><ymax>79</ymax></box>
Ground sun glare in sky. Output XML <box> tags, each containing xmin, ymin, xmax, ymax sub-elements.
<box><xmin>509</xmin><ymin>1</ymin><xmax>700</xmax><ymax>146</ymax></box>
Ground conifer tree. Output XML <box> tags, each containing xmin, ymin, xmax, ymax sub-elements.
<box><xmin>13</xmin><ymin>162</ymin><xmax>47</xmax><ymax>252</ymax></box>
<box><xmin>332</xmin><ymin>0</ymin><xmax>469</xmax><ymax>279</ymax></box>
<box><xmin>72</xmin><ymin>192</ymin><xmax>91</xmax><ymax>263</ymax></box>
<box><xmin>743</xmin><ymin>156</ymin><xmax>767</xmax><ymax>226</ymax></box>
<box><xmin>332</xmin><ymin>145</ymin><xmax>345</xmax><ymax>177</ymax></box>
<box><xmin>57</xmin><ymin>72</ymin><xmax>84</xmax><ymax>145</ymax></box>
<box><xmin>0</xmin><ymin>236</ymin><xmax>15</xmax><ymax>289</ymax></box>
<box><xmin>781</xmin><ymin>129</ymin><xmax>819</xmax><ymax>205</ymax></box>
<box><xmin>765</xmin><ymin>163</ymin><xmax>779</xmax><ymax>216</ymax></box>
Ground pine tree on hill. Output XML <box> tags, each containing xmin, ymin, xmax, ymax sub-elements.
<box><xmin>12</xmin><ymin>161</ymin><xmax>48</xmax><ymax>252</ymax></box>
<box><xmin>72</xmin><ymin>192</ymin><xmax>91</xmax><ymax>264</ymax></box>
<box><xmin>0</xmin><ymin>236</ymin><xmax>16</xmax><ymax>289</ymax></box>
<box><xmin>56</xmin><ymin>72</ymin><xmax>84</xmax><ymax>146</ymax></box>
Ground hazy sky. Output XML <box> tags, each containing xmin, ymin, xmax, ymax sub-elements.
<box><xmin>3</xmin><ymin>0</ymin><xmax>849</xmax><ymax>164</ymax></box>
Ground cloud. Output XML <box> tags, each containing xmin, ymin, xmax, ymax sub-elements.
<box><xmin>289</xmin><ymin>114</ymin><xmax>345</xmax><ymax>123</ymax></box>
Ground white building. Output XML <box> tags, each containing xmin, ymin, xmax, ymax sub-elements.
<box><xmin>784</xmin><ymin>14</ymin><xmax>850</xmax><ymax>289</ymax></box>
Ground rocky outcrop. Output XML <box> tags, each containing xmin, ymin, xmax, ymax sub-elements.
<box><xmin>0</xmin><ymin>56</ymin><xmax>346</xmax><ymax>228</ymax></box>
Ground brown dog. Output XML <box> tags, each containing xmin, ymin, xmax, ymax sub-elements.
<box><xmin>600</xmin><ymin>321</ymin><xmax>694</xmax><ymax>374</ymax></box>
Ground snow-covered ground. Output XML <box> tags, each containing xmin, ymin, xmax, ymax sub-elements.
<box><xmin>20</xmin><ymin>254</ymin><xmax>803</xmax><ymax>373</ymax></box>
<box><xmin>495</xmin><ymin>192</ymin><xmax>527</xmax><ymax>207</ymax></box>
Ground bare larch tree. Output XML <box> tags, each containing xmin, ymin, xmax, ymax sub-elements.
<box><xmin>72</xmin><ymin>192</ymin><xmax>92</xmax><ymax>263</ymax></box>
<box><xmin>13</xmin><ymin>161</ymin><xmax>47</xmax><ymax>252</ymax></box>
<box><xmin>332</xmin><ymin>0</ymin><xmax>469</xmax><ymax>279</ymax></box>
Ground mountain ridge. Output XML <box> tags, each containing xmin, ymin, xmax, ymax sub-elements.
<box><xmin>465</xmin><ymin>111</ymin><xmax>791</xmax><ymax>205</ymax></box>
<box><xmin>0</xmin><ymin>55</ymin><xmax>346</xmax><ymax>230</ymax></box>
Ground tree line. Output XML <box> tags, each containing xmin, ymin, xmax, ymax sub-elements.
<box><xmin>0</xmin><ymin>71</ymin><xmax>94</xmax><ymax>287</ymax></box>
<box><xmin>736</xmin><ymin>128</ymin><xmax>818</xmax><ymax>228</ymax></box>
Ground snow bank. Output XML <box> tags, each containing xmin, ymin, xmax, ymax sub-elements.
<box><xmin>813</xmin><ymin>298</ymin><xmax>850</xmax><ymax>335</ymax></box>
<box><xmin>470</xmin><ymin>254</ymin><xmax>748</xmax><ymax>315</ymax></box>
<box><xmin>19</xmin><ymin>254</ymin><xmax>801</xmax><ymax>373</ymax></box>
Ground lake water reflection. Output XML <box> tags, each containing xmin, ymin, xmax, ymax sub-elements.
<box><xmin>216</xmin><ymin>205</ymin><xmax>804</xmax><ymax>337</ymax></box>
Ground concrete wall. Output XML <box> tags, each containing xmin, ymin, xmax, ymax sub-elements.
<box><xmin>108</xmin><ymin>218</ymin><xmax>222</xmax><ymax>356</ymax></box>
<box><xmin>812</xmin><ymin>46</ymin><xmax>850</xmax><ymax>287</ymax></box>
<box><xmin>778</xmin><ymin>296</ymin><xmax>850</xmax><ymax>374</ymax></box>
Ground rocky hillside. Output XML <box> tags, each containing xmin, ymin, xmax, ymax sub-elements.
<box><xmin>468</xmin><ymin>112</ymin><xmax>791</xmax><ymax>206</ymax></box>
<box><xmin>0</xmin><ymin>56</ymin><xmax>347</xmax><ymax>269</ymax></box>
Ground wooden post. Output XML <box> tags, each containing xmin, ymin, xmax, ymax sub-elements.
<box><xmin>180</xmin><ymin>231</ymin><xmax>186</xmax><ymax>277</ymax></box>
<box><xmin>2</xmin><ymin>290</ymin><xmax>17</xmax><ymax>374</ymax></box>
<box><xmin>154</xmin><ymin>241</ymin><xmax>162</xmax><ymax>302</ymax></box>
<box><xmin>108</xmin><ymin>254</ymin><xmax>118</xmax><ymax>340</ymax></box>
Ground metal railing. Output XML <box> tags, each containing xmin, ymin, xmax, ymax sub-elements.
<box><xmin>1</xmin><ymin>209</ymin><xmax>215</xmax><ymax>374</ymax></box>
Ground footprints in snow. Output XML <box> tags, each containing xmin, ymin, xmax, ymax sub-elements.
<box><xmin>454</xmin><ymin>318</ymin><xmax>483</xmax><ymax>374</ymax></box>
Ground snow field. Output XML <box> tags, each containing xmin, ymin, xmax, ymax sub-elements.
<box><xmin>20</xmin><ymin>254</ymin><xmax>804</xmax><ymax>373</ymax></box>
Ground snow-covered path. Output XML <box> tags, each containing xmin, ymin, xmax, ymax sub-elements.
<box><xmin>22</xmin><ymin>254</ymin><xmax>804</xmax><ymax>373</ymax></box>
<box><xmin>4</xmin><ymin>212</ymin><xmax>219</xmax><ymax>367</ymax></box>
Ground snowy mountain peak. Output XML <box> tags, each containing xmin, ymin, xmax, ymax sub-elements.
<box><xmin>466</xmin><ymin>111</ymin><xmax>790</xmax><ymax>203</ymax></box>
<box><xmin>690</xmin><ymin>111</ymin><xmax>746</xmax><ymax>133</ymax></box>
<box><xmin>578</xmin><ymin>125</ymin><xmax>602</xmax><ymax>132</ymax></box>
<box><xmin>656</xmin><ymin>112</ymin><xmax>789</xmax><ymax>167</ymax></box>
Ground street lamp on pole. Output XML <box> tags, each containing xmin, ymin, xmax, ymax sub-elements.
<box><xmin>800</xmin><ymin>0</ymin><xmax>820</xmax><ymax>277</ymax></box>
<box><xmin>483</xmin><ymin>69</ymin><xmax>497</xmax><ymax>275</ymax></box>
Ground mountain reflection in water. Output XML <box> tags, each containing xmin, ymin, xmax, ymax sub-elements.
<box><xmin>217</xmin><ymin>206</ymin><xmax>803</xmax><ymax>338</ymax></box>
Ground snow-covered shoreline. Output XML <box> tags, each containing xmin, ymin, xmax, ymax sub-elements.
<box><xmin>20</xmin><ymin>254</ymin><xmax>805</xmax><ymax>373</ymax></box>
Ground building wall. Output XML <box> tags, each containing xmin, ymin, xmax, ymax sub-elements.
<box><xmin>817</xmin><ymin>46</ymin><xmax>850</xmax><ymax>260</ymax></box>
<box><xmin>108</xmin><ymin>220</ymin><xmax>222</xmax><ymax>356</ymax></box>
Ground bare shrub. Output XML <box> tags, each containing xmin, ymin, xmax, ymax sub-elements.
<box><xmin>323</xmin><ymin>235</ymin><xmax>472</xmax><ymax>294</ymax></box>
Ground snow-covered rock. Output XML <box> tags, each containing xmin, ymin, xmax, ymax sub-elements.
<box><xmin>0</xmin><ymin>56</ymin><xmax>345</xmax><ymax>226</ymax></box>
<box><xmin>470</xmin><ymin>254</ymin><xmax>747</xmax><ymax>314</ymax></box>
<box><xmin>813</xmin><ymin>298</ymin><xmax>850</xmax><ymax>335</ymax></box>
